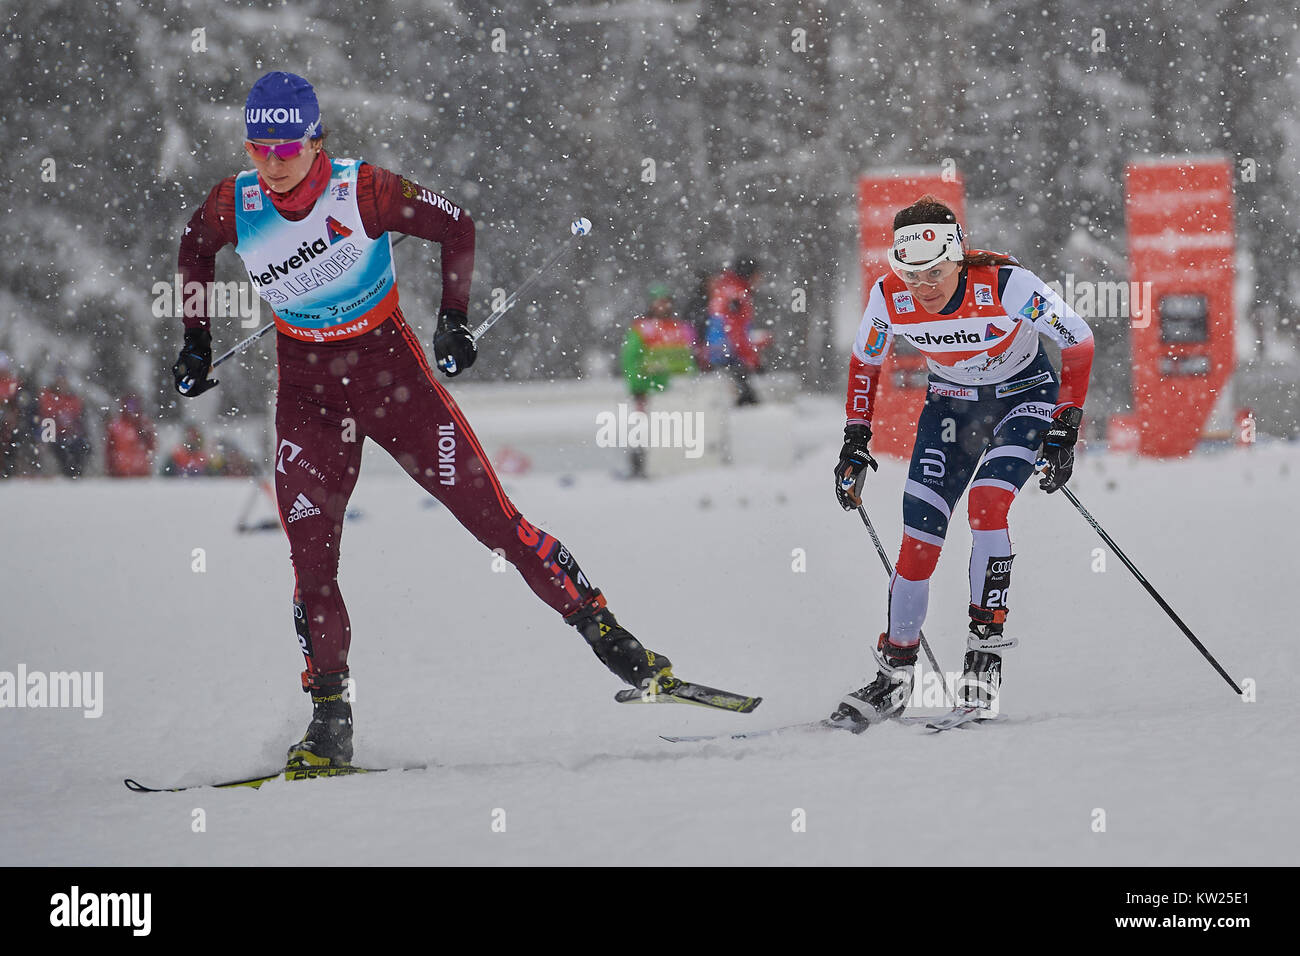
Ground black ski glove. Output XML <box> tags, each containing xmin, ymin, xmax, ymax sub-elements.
<box><xmin>433</xmin><ymin>308</ymin><xmax>476</xmax><ymax>377</ymax></box>
<box><xmin>172</xmin><ymin>327</ymin><xmax>219</xmax><ymax>397</ymax></box>
<box><xmin>1038</xmin><ymin>405</ymin><xmax>1082</xmax><ymax>493</ymax></box>
<box><xmin>834</xmin><ymin>423</ymin><xmax>878</xmax><ymax>510</ymax></box>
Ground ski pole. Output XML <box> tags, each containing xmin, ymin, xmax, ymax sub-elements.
<box><xmin>438</xmin><ymin>216</ymin><xmax>592</xmax><ymax>374</ymax></box>
<box><xmin>208</xmin><ymin>323</ymin><xmax>274</xmax><ymax>374</ymax></box>
<box><xmin>1057</xmin><ymin>483</ymin><xmax>1242</xmax><ymax>695</ymax></box>
<box><xmin>192</xmin><ymin>233</ymin><xmax>413</xmax><ymax>383</ymax></box>
<box><xmin>855</xmin><ymin>504</ymin><xmax>956</xmax><ymax>707</ymax></box>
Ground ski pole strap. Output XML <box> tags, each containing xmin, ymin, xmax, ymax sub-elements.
<box><xmin>1060</xmin><ymin>485</ymin><xmax>1242</xmax><ymax>695</ymax></box>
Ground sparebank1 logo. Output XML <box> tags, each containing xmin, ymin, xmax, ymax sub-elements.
<box><xmin>276</xmin><ymin>438</ymin><xmax>303</xmax><ymax>474</ymax></box>
<box><xmin>325</xmin><ymin>217</ymin><xmax>352</xmax><ymax>244</ymax></box>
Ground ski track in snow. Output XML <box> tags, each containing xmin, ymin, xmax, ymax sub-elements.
<box><xmin>1</xmin><ymin>427</ymin><xmax>1296</xmax><ymax>865</ymax></box>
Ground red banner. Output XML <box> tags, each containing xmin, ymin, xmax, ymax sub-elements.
<box><xmin>857</xmin><ymin>170</ymin><xmax>966</xmax><ymax>458</ymax></box>
<box><xmin>1125</xmin><ymin>158</ymin><xmax>1236</xmax><ymax>457</ymax></box>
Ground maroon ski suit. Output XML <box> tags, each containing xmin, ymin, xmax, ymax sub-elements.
<box><xmin>178</xmin><ymin>156</ymin><xmax>602</xmax><ymax>684</ymax></box>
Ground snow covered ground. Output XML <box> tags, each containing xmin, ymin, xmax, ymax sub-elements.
<box><xmin>1</xmin><ymin>410</ymin><xmax>1295</xmax><ymax>866</ymax></box>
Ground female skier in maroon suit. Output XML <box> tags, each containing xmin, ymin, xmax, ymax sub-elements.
<box><xmin>173</xmin><ymin>72</ymin><xmax>675</xmax><ymax>767</ymax></box>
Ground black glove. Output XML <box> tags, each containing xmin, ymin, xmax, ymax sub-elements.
<box><xmin>1038</xmin><ymin>406</ymin><xmax>1082</xmax><ymax>493</ymax></box>
<box><xmin>172</xmin><ymin>327</ymin><xmax>219</xmax><ymax>397</ymax></box>
<box><xmin>433</xmin><ymin>308</ymin><xmax>476</xmax><ymax>377</ymax></box>
<box><xmin>834</xmin><ymin>423</ymin><xmax>878</xmax><ymax>510</ymax></box>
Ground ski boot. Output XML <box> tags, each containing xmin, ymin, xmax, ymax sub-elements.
<box><xmin>956</xmin><ymin>606</ymin><xmax>1019</xmax><ymax>716</ymax></box>
<box><xmin>829</xmin><ymin>634</ymin><xmax>918</xmax><ymax>732</ymax></box>
<box><xmin>565</xmin><ymin>596</ymin><xmax>674</xmax><ymax>691</ymax></box>
<box><xmin>286</xmin><ymin>669</ymin><xmax>354</xmax><ymax>768</ymax></box>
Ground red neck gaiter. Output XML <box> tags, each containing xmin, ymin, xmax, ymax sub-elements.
<box><xmin>260</xmin><ymin>150</ymin><xmax>332</xmax><ymax>215</ymax></box>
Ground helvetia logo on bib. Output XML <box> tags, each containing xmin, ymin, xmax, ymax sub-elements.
<box><xmin>903</xmin><ymin>328</ymin><xmax>982</xmax><ymax>346</ymax></box>
<box><xmin>984</xmin><ymin>323</ymin><xmax>1007</xmax><ymax>340</ymax></box>
<box><xmin>325</xmin><ymin>217</ymin><xmax>352</xmax><ymax>244</ymax></box>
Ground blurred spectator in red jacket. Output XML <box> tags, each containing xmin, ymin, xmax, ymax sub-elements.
<box><xmin>38</xmin><ymin>369</ymin><xmax>92</xmax><ymax>477</ymax></box>
<box><xmin>702</xmin><ymin>256</ymin><xmax>767</xmax><ymax>406</ymax></box>
<box><xmin>162</xmin><ymin>425</ymin><xmax>210</xmax><ymax>477</ymax></box>
<box><xmin>105</xmin><ymin>394</ymin><xmax>156</xmax><ymax>477</ymax></box>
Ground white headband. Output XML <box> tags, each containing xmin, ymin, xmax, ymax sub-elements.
<box><xmin>888</xmin><ymin>222</ymin><xmax>965</xmax><ymax>277</ymax></box>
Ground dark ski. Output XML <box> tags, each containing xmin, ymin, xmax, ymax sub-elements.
<box><xmin>898</xmin><ymin>707</ymin><xmax>1008</xmax><ymax>731</ymax></box>
<box><xmin>661</xmin><ymin>718</ymin><xmax>856</xmax><ymax>742</ymax></box>
<box><xmin>124</xmin><ymin>764</ymin><xmax>424</xmax><ymax>793</ymax></box>
<box><xmin>614</xmin><ymin>676</ymin><xmax>761</xmax><ymax>713</ymax></box>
